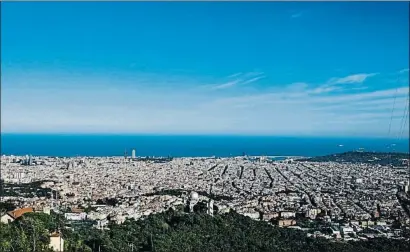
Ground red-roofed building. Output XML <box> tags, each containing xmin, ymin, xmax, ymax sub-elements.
<box><xmin>0</xmin><ymin>207</ymin><xmax>34</xmax><ymax>224</ymax></box>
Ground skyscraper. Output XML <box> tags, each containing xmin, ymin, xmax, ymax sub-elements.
<box><xmin>26</xmin><ymin>155</ymin><xmax>33</xmax><ymax>166</ymax></box>
<box><xmin>132</xmin><ymin>149</ymin><xmax>136</xmax><ymax>159</ymax></box>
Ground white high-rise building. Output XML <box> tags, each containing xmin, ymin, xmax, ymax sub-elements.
<box><xmin>207</xmin><ymin>199</ymin><xmax>214</xmax><ymax>216</ymax></box>
<box><xmin>132</xmin><ymin>149</ymin><xmax>136</xmax><ymax>159</ymax></box>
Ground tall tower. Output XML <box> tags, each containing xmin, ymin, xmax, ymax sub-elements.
<box><xmin>24</xmin><ymin>155</ymin><xmax>29</xmax><ymax>165</ymax></box>
<box><xmin>124</xmin><ymin>149</ymin><xmax>128</xmax><ymax>159</ymax></box>
<box><xmin>132</xmin><ymin>149</ymin><xmax>136</xmax><ymax>159</ymax></box>
<box><xmin>28</xmin><ymin>155</ymin><xmax>33</xmax><ymax>166</ymax></box>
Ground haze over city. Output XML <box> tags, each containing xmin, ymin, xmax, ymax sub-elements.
<box><xmin>1</xmin><ymin>1</ymin><xmax>408</xmax><ymax>137</ymax></box>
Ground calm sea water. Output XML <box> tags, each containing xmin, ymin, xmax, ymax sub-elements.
<box><xmin>0</xmin><ymin>134</ymin><xmax>408</xmax><ymax>157</ymax></box>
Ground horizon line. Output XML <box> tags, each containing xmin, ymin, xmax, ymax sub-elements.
<box><xmin>1</xmin><ymin>132</ymin><xmax>409</xmax><ymax>140</ymax></box>
<box><xmin>1</xmin><ymin>151</ymin><xmax>409</xmax><ymax>159</ymax></box>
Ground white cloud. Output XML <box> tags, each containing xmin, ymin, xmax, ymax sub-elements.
<box><xmin>291</xmin><ymin>12</ymin><xmax>303</xmax><ymax>18</ymax></box>
<box><xmin>1</xmin><ymin>69</ymin><xmax>408</xmax><ymax>137</ymax></box>
<box><xmin>399</xmin><ymin>68</ymin><xmax>409</xmax><ymax>74</ymax></box>
<box><xmin>241</xmin><ymin>75</ymin><xmax>266</xmax><ymax>85</ymax></box>
<box><xmin>210</xmin><ymin>72</ymin><xmax>265</xmax><ymax>90</ymax></box>
<box><xmin>227</xmin><ymin>72</ymin><xmax>242</xmax><ymax>78</ymax></box>
<box><xmin>198</xmin><ymin>81</ymin><xmax>409</xmax><ymax>136</ymax></box>
<box><xmin>327</xmin><ymin>73</ymin><xmax>378</xmax><ymax>85</ymax></box>
<box><xmin>207</xmin><ymin>85</ymin><xmax>408</xmax><ymax>108</ymax></box>
<box><xmin>212</xmin><ymin>80</ymin><xmax>241</xmax><ymax>90</ymax></box>
<box><xmin>310</xmin><ymin>85</ymin><xmax>341</xmax><ymax>94</ymax></box>
<box><xmin>301</xmin><ymin>73</ymin><xmax>379</xmax><ymax>95</ymax></box>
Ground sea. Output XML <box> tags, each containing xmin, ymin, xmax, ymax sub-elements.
<box><xmin>0</xmin><ymin>134</ymin><xmax>408</xmax><ymax>158</ymax></box>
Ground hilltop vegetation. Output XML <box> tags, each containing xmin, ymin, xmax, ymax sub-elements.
<box><xmin>1</xmin><ymin>180</ymin><xmax>54</xmax><ymax>198</ymax></box>
<box><xmin>298</xmin><ymin>151</ymin><xmax>409</xmax><ymax>166</ymax></box>
<box><xmin>1</xmin><ymin>208</ymin><xmax>410</xmax><ymax>252</ymax></box>
<box><xmin>142</xmin><ymin>188</ymin><xmax>233</xmax><ymax>201</ymax></box>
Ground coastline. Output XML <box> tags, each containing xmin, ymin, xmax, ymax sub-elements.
<box><xmin>1</xmin><ymin>134</ymin><xmax>409</xmax><ymax>158</ymax></box>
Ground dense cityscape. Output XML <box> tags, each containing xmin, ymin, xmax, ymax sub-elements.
<box><xmin>1</xmin><ymin>1</ymin><xmax>409</xmax><ymax>251</ymax></box>
<box><xmin>1</xmin><ymin>151</ymin><xmax>410</xmax><ymax>251</ymax></box>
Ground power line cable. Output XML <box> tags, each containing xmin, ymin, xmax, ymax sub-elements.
<box><xmin>388</xmin><ymin>87</ymin><xmax>399</xmax><ymax>137</ymax></box>
<box><xmin>398</xmin><ymin>92</ymin><xmax>410</xmax><ymax>141</ymax></box>
<box><xmin>386</xmin><ymin>76</ymin><xmax>402</xmax><ymax>164</ymax></box>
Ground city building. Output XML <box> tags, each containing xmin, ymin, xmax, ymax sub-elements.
<box><xmin>0</xmin><ymin>207</ymin><xmax>34</xmax><ymax>224</ymax></box>
<box><xmin>49</xmin><ymin>232</ymin><xmax>64</xmax><ymax>252</ymax></box>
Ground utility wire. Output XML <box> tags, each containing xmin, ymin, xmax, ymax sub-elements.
<box><xmin>398</xmin><ymin>92</ymin><xmax>410</xmax><ymax>141</ymax></box>
<box><xmin>388</xmin><ymin>87</ymin><xmax>399</xmax><ymax>137</ymax></box>
<box><xmin>387</xmin><ymin>78</ymin><xmax>401</xmax><ymax>164</ymax></box>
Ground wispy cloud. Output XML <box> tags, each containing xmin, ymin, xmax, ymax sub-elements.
<box><xmin>308</xmin><ymin>73</ymin><xmax>379</xmax><ymax>95</ymax></box>
<box><xmin>310</xmin><ymin>86</ymin><xmax>341</xmax><ymax>94</ymax></box>
<box><xmin>199</xmin><ymin>69</ymin><xmax>409</xmax><ymax>136</ymax></box>
<box><xmin>291</xmin><ymin>12</ymin><xmax>303</xmax><ymax>19</ymax></box>
<box><xmin>327</xmin><ymin>73</ymin><xmax>378</xmax><ymax>85</ymax></box>
<box><xmin>212</xmin><ymin>80</ymin><xmax>241</xmax><ymax>90</ymax></box>
<box><xmin>241</xmin><ymin>75</ymin><xmax>266</xmax><ymax>85</ymax></box>
<box><xmin>211</xmin><ymin>72</ymin><xmax>265</xmax><ymax>90</ymax></box>
<box><xmin>1</xmin><ymin>69</ymin><xmax>408</xmax><ymax>137</ymax></box>
<box><xmin>399</xmin><ymin>68</ymin><xmax>409</xmax><ymax>74</ymax></box>
<box><xmin>227</xmin><ymin>72</ymin><xmax>242</xmax><ymax>78</ymax></box>
<box><xmin>208</xmin><ymin>85</ymin><xmax>408</xmax><ymax>108</ymax></box>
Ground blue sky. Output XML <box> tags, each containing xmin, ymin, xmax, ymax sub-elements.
<box><xmin>1</xmin><ymin>2</ymin><xmax>409</xmax><ymax>137</ymax></box>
